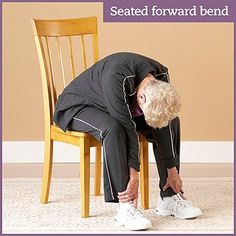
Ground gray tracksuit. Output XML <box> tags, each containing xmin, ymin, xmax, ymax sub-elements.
<box><xmin>54</xmin><ymin>52</ymin><xmax>180</xmax><ymax>202</ymax></box>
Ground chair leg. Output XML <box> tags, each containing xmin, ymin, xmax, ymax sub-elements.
<box><xmin>140</xmin><ymin>139</ymin><xmax>149</xmax><ymax>209</ymax></box>
<box><xmin>80</xmin><ymin>137</ymin><xmax>90</xmax><ymax>218</ymax></box>
<box><xmin>94</xmin><ymin>146</ymin><xmax>101</xmax><ymax>196</ymax></box>
<box><xmin>40</xmin><ymin>138</ymin><xmax>53</xmax><ymax>204</ymax></box>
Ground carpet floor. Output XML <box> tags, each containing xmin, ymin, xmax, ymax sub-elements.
<box><xmin>3</xmin><ymin>177</ymin><xmax>234</xmax><ymax>233</ymax></box>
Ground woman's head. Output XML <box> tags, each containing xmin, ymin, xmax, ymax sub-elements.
<box><xmin>137</xmin><ymin>75</ymin><xmax>181</xmax><ymax>128</ymax></box>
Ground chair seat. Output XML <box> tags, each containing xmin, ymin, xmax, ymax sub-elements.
<box><xmin>51</xmin><ymin>124</ymin><xmax>146</xmax><ymax>141</ymax></box>
<box><xmin>51</xmin><ymin>124</ymin><xmax>101</xmax><ymax>147</ymax></box>
<box><xmin>51</xmin><ymin>124</ymin><xmax>91</xmax><ymax>137</ymax></box>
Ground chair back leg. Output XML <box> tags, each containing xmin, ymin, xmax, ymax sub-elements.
<box><xmin>140</xmin><ymin>139</ymin><xmax>149</xmax><ymax>209</ymax></box>
<box><xmin>41</xmin><ymin>139</ymin><xmax>54</xmax><ymax>203</ymax></box>
<box><xmin>94</xmin><ymin>146</ymin><xmax>102</xmax><ymax>196</ymax></box>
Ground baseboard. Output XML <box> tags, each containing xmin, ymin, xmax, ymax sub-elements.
<box><xmin>3</xmin><ymin>163</ymin><xmax>233</xmax><ymax>178</ymax></box>
<box><xmin>2</xmin><ymin>141</ymin><xmax>234</xmax><ymax>163</ymax></box>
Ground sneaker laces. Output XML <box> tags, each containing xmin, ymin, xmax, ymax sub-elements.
<box><xmin>168</xmin><ymin>193</ymin><xmax>192</xmax><ymax>212</ymax></box>
<box><xmin>118</xmin><ymin>203</ymin><xmax>144</xmax><ymax>221</ymax></box>
<box><xmin>127</xmin><ymin>207</ymin><xmax>144</xmax><ymax>221</ymax></box>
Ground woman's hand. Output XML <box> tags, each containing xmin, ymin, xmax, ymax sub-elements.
<box><xmin>117</xmin><ymin>168</ymin><xmax>139</xmax><ymax>208</ymax></box>
<box><xmin>163</xmin><ymin>167</ymin><xmax>184</xmax><ymax>193</ymax></box>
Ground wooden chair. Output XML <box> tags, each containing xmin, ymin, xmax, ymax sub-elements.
<box><xmin>32</xmin><ymin>17</ymin><xmax>149</xmax><ymax>218</ymax></box>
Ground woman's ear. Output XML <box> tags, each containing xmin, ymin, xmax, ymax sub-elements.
<box><xmin>137</xmin><ymin>93</ymin><xmax>146</xmax><ymax>105</ymax></box>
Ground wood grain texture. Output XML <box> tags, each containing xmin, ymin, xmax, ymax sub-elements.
<box><xmin>32</xmin><ymin>17</ymin><xmax>98</xmax><ymax>36</ymax></box>
<box><xmin>79</xmin><ymin>137</ymin><xmax>90</xmax><ymax>218</ymax></box>
<box><xmin>140</xmin><ymin>138</ymin><xmax>149</xmax><ymax>209</ymax></box>
<box><xmin>40</xmin><ymin>139</ymin><xmax>53</xmax><ymax>204</ymax></box>
<box><xmin>94</xmin><ymin>146</ymin><xmax>102</xmax><ymax>196</ymax></box>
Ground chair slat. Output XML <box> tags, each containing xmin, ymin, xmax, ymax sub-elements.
<box><xmin>68</xmin><ymin>36</ymin><xmax>76</xmax><ymax>80</ymax></box>
<box><xmin>56</xmin><ymin>37</ymin><xmax>66</xmax><ymax>88</ymax></box>
<box><xmin>38</xmin><ymin>36</ymin><xmax>54</xmax><ymax>122</ymax></box>
<box><xmin>45</xmin><ymin>36</ymin><xmax>57</xmax><ymax>110</ymax></box>
<box><xmin>92</xmin><ymin>33</ymin><xmax>99</xmax><ymax>63</ymax></box>
<box><xmin>80</xmin><ymin>35</ymin><xmax>87</xmax><ymax>70</ymax></box>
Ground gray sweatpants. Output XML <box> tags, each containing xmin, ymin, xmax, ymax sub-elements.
<box><xmin>68</xmin><ymin>107</ymin><xmax>180</xmax><ymax>202</ymax></box>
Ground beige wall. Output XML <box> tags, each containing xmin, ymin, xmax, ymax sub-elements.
<box><xmin>3</xmin><ymin>3</ymin><xmax>234</xmax><ymax>141</ymax></box>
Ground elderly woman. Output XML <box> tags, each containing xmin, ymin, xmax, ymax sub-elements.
<box><xmin>54</xmin><ymin>52</ymin><xmax>202</xmax><ymax>230</ymax></box>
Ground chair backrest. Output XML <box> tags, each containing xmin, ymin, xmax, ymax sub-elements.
<box><xmin>32</xmin><ymin>17</ymin><xmax>99</xmax><ymax>130</ymax></box>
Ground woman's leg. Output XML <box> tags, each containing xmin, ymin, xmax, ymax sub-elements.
<box><xmin>68</xmin><ymin>107</ymin><xmax>129</xmax><ymax>202</ymax></box>
<box><xmin>134</xmin><ymin>115</ymin><xmax>181</xmax><ymax>198</ymax></box>
<box><xmin>152</xmin><ymin>117</ymin><xmax>181</xmax><ymax>198</ymax></box>
<box><xmin>70</xmin><ymin>110</ymin><xmax>152</xmax><ymax>229</ymax></box>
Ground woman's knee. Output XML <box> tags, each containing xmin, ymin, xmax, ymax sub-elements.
<box><xmin>106</xmin><ymin>119</ymin><xmax>125</xmax><ymax>137</ymax></box>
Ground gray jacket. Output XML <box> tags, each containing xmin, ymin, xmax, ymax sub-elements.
<box><xmin>53</xmin><ymin>52</ymin><xmax>169</xmax><ymax>170</ymax></box>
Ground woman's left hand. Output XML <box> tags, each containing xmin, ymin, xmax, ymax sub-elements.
<box><xmin>163</xmin><ymin>167</ymin><xmax>184</xmax><ymax>193</ymax></box>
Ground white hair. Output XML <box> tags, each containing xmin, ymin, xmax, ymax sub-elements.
<box><xmin>140</xmin><ymin>79</ymin><xmax>181</xmax><ymax>129</ymax></box>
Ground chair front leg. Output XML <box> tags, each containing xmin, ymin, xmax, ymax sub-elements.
<box><xmin>80</xmin><ymin>137</ymin><xmax>90</xmax><ymax>218</ymax></box>
<box><xmin>94</xmin><ymin>146</ymin><xmax>102</xmax><ymax>196</ymax></box>
<box><xmin>140</xmin><ymin>139</ymin><xmax>149</xmax><ymax>209</ymax></box>
<box><xmin>40</xmin><ymin>138</ymin><xmax>53</xmax><ymax>204</ymax></box>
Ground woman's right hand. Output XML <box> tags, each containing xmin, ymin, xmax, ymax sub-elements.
<box><xmin>117</xmin><ymin>168</ymin><xmax>139</xmax><ymax>208</ymax></box>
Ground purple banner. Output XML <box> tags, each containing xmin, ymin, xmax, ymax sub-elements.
<box><xmin>104</xmin><ymin>0</ymin><xmax>236</xmax><ymax>22</ymax></box>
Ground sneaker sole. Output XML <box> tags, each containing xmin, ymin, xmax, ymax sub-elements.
<box><xmin>115</xmin><ymin>220</ymin><xmax>152</xmax><ymax>231</ymax></box>
<box><xmin>156</xmin><ymin>209</ymin><xmax>202</xmax><ymax>219</ymax></box>
<box><xmin>124</xmin><ymin>222</ymin><xmax>152</xmax><ymax>231</ymax></box>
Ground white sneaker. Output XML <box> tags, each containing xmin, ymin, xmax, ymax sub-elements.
<box><xmin>114</xmin><ymin>201</ymin><xmax>152</xmax><ymax>230</ymax></box>
<box><xmin>156</xmin><ymin>193</ymin><xmax>202</xmax><ymax>219</ymax></box>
